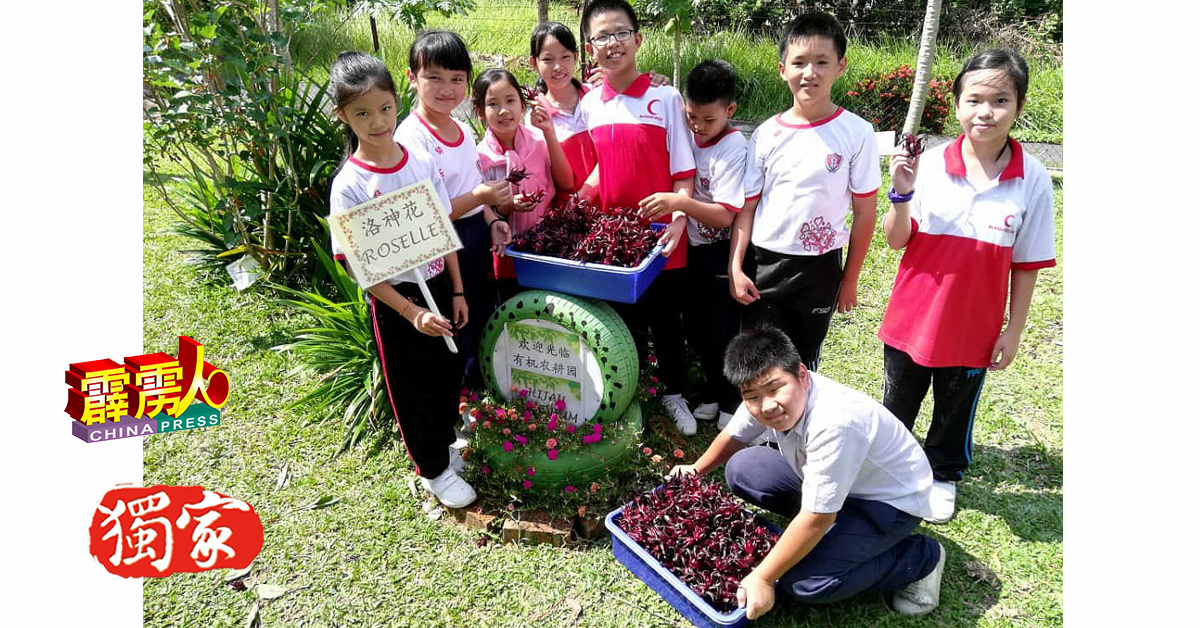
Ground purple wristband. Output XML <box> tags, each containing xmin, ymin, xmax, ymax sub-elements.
<box><xmin>887</xmin><ymin>186</ymin><xmax>915</xmax><ymax>204</ymax></box>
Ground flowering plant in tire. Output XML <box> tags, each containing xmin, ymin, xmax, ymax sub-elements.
<box><xmin>616</xmin><ymin>472</ymin><xmax>780</xmax><ymax>613</ymax></box>
<box><xmin>462</xmin><ymin>387</ymin><xmax>613</xmax><ymax>462</ymax></box>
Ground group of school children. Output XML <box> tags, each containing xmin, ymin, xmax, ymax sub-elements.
<box><xmin>325</xmin><ymin>0</ymin><xmax>1056</xmax><ymax>620</ymax></box>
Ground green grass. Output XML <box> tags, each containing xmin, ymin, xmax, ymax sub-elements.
<box><xmin>291</xmin><ymin>5</ymin><xmax>1063</xmax><ymax>143</ymax></box>
<box><xmin>142</xmin><ymin>158</ymin><xmax>1062</xmax><ymax>626</ymax></box>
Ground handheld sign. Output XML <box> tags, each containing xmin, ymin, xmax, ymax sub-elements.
<box><xmin>328</xmin><ymin>179</ymin><xmax>463</xmax><ymax>352</ymax></box>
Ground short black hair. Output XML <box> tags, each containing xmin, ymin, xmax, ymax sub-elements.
<box><xmin>408</xmin><ymin>29</ymin><xmax>472</xmax><ymax>77</ymax></box>
<box><xmin>580</xmin><ymin>0</ymin><xmax>639</xmax><ymax>44</ymax></box>
<box><xmin>723</xmin><ymin>326</ymin><xmax>803</xmax><ymax>389</ymax></box>
<box><xmin>777</xmin><ymin>12</ymin><xmax>847</xmax><ymax>62</ymax></box>
<box><xmin>684</xmin><ymin>59</ymin><xmax>739</xmax><ymax>106</ymax></box>
<box><xmin>952</xmin><ymin>48</ymin><xmax>1030</xmax><ymax>109</ymax></box>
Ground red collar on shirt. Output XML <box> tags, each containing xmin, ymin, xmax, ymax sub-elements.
<box><xmin>600</xmin><ymin>72</ymin><xmax>653</xmax><ymax>102</ymax></box>
<box><xmin>944</xmin><ymin>134</ymin><xmax>1024</xmax><ymax>181</ymax></box>
<box><xmin>695</xmin><ymin>126</ymin><xmax>738</xmax><ymax>148</ymax></box>
<box><xmin>349</xmin><ymin>144</ymin><xmax>409</xmax><ymax>173</ymax></box>
<box><xmin>415</xmin><ymin>112</ymin><xmax>465</xmax><ymax>147</ymax></box>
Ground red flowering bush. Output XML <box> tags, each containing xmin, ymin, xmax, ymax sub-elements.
<box><xmin>843</xmin><ymin>64</ymin><xmax>953</xmax><ymax>135</ymax></box>
<box><xmin>617</xmin><ymin>473</ymin><xmax>780</xmax><ymax>613</ymax></box>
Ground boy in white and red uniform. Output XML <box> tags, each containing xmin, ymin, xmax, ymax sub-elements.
<box><xmin>638</xmin><ymin>59</ymin><xmax>747</xmax><ymax>428</ymax></box>
<box><xmin>729</xmin><ymin>12</ymin><xmax>880</xmax><ymax>373</ymax></box>
<box><xmin>577</xmin><ymin>0</ymin><xmax>699</xmax><ymax>435</ymax></box>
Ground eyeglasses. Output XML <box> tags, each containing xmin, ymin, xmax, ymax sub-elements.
<box><xmin>589</xmin><ymin>29</ymin><xmax>636</xmax><ymax>47</ymax></box>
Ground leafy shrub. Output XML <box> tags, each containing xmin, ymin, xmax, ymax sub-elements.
<box><xmin>844</xmin><ymin>64</ymin><xmax>953</xmax><ymax>135</ymax></box>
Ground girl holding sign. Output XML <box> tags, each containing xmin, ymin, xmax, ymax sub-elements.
<box><xmin>328</xmin><ymin>51</ymin><xmax>477</xmax><ymax>509</ymax></box>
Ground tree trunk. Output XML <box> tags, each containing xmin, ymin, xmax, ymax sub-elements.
<box><xmin>370</xmin><ymin>15</ymin><xmax>380</xmax><ymax>54</ymax></box>
<box><xmin>903</xmin><ymin>0</ymin><xmax>943</xmax><ymax>135</ymax></box>
<box><xmin>538</xmin><ymin>0</ymin><xmax>549</xmax><ymax>24</ymax></box>
<box><xmin>673</xmin><ymin>26</ymin><xmax>681</xmax><ymax>87</ymax></box>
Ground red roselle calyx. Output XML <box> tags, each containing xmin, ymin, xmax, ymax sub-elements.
<box><xmin>616</xmin><ymin>473</ymin><xmax>780</xmax><ymax>613</ymax></box>
<box><xmin>900</xmin><ymin>131</ymin><xmax>927</xmax><ymax>158</ymax></box>
<box><xmin>509</xmin><ymin>197</ymin><xmax>657</xmax><ymax>267</ymax></box>
<box><xmin>505</xmin><ymin>167</ymin><xmax>530</xmax><ymax>185</ymax></box>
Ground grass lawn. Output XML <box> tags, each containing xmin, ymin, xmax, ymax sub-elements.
<box><xmin>142</xmin><ymin>156</ymin><xmax>1062</xmax><ymax>627</ymax></box>
<box><xmin>290</xmin><ymin>4</ymin><xmax>1063</xmax><ymax>143</ymax></box>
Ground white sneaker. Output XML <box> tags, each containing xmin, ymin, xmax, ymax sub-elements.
<box><xmin>892</xmin><ymin>541</ymin><xmax>945</xmax><ymax>616</ymax></box>
<box><xmin>925</xmin><ymin>480</ymin><xmax>957</xmax><ymax>524</ymax></box>
<box><xmin>716</xmin><ymin>411</ymin><xmax>734</xmax><ymax>430</ymax></box>
<box><xmin>420</xmin><ymin>468</ymin><xmax>477</xmax><ymax>508</ymax></box>
<box><xmin>448</xmin><ymin>447</ymin><xmax>465</xmax><ymax>473</ymax></box>
<box><xmin>662</xmin><ymin>394</ymin><xmax>697</xmax><ymax>436</ymax></box>
<box><xmin>692</xmin><ymin>402</ymin><xmax>720</xmax><ymax>421</ymax></box>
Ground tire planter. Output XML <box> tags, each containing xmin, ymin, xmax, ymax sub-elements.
<box><xmin>478</xmin><ymin>401</ymin><xmax>643</xmax><ymax>489</ymax></box>
<box><xmin>479</xmin><ymin>290</ymin><xmax>640</xmax><ymax>423</ymax></box>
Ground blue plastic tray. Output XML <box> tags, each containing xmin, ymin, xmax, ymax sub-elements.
<box><xmin>504</xmin><ymin>225</ymin><xmax>667</xmax><ymax>304</ymax></box>
<box><xmin>605</xmin><ymin>500</ymin><xmax>783</xmax><ymax>628</ymax></box>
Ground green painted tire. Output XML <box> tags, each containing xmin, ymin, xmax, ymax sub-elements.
<box><xmin>479</xmin><ymin>402</ymin><xmax>643</xmax><ymax>489</ymax></box>
<box><xmin>479</xmin><ymin>290</ymin><xmax>640</xmax><ymax>422</ymax></box>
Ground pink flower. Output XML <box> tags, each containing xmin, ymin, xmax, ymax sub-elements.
<box><xmin>461</xmin><ymin>388</ymin><xmax>470</xmax><ymax>396</ymax></box>
<box><xmin>650</xmin><ymin>376</ymin><xmax>659</xmax><ymax>384</ymax></box>
<box><xmin>482</xmin><ymin>465</ymin><xmax>491</xmax><ymax>474</ymax></box>
<box><xmin>525</xmin><ymin>401</ymin><xmax>536</xmax><ymax>410</ymax></box>
<box><xmin>648</xmin><ymin>387</ymin><xmax>657</xmax><ymax>395</ymax></box>
<box><xmin>523</xmin><ymin>479</ymin><xmax>533</xmax><ymax>489</ymax></box>
<box><xmin>502</xmin><ymin>428</ymin><xmax>511</xmax><ymax>436</ymax></box>
<box><xmin>652</xmin><ymin>454</ymin><xmax>663</xmax><ymax>463</ymax></box>
<box><xmin>550</xmin><ymin>413</ymin><xmax>558</xmax><ymax>421</ymax></box>
<box><xmin>590</xmin><ymin>482</ymin><xmax>599</xmax><ymax>493</ymax></box>
<box><xmin>502</xmin><ymin>441</ymin><xmax>514</xmax><ymax>452</ymax></box>
<box><xmin>495</xmin><ymin>408</ymin><xmax>507</xmax><ymax>418</ymax></box>
<box><xmin>642</xmin><ymin>447</ymin><xmax>653</xmax><ymax>455</ymax></box>
<box><xmin>592</xmin><ymin>423</ymin><xmax>603</xmax><ymax>433</ymax></box>
<box><xmin>547</xmin><ymin>418</ymin><xmax>558</xmax><ymax>431</ymax></box>
<box><xmin>566</xmin><ymin>425</ymin><xmax>577</xmax><ymax>434</ymax></box>
<box><xmin>547</xmin><ymin>449</ymin><xmax>558</xmax><ymax>460</ymax></box>
<box><xmin>507</xmin><ymin>502</ymin><xmax>516</xmax><ymax>511</ymax></box>
<box><xmin>518</xmin><ymin>389</ymin><xmax>529</xmax><ymax>399</ymax></box>
<box><xmin>546</xmin><ymin>438</ymin><xmax>558</xmax><ymax>449</ymax></box>
<box><xmin>482</xmin><ymin>420</ymin><xmax>492</xmax><ymax>430</ymax></box>
<box><xmin>469</xmin><ymin>393</ymin><xmax>479</xmax><ymax>402</ymax></box>
<box><xmin>527</xmin><ymin>423</ymin><xmax>538</xmax><ymax>431</ymax></box>
<box><xmin>554</xmin><ymin>398</ymin><xmax>566</xmax><ymax>412</ymax></box>
<box><xmin>514</xmin><ymin>435</ymin><xmax>528</xmax><ymax>445</ymax></box>
<box><xmin>565</xmin><ymin>486</ymin><xmax>576</xmax><ymax>493</ymax></box>
<box><xmin>648</xmin><ymin>355</ymin><xmax>657</xmax><ymax>365</ymax></box>
<box><xmin>673</xmin><ymin>448</ymin><xmax>684</xmax><ymax>459</ymax></box>
<box><xmin>526</xmin><ymin>467</ymin><xmax>536</xmax><ymax>476</ymax></box>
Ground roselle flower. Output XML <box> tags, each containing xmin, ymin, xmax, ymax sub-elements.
<box><xmin>503</xmin><ymin>441</ymin><xmax>514</xmax><ymax>453</ymax></box>
<box><xmin>900</xmin><ymin>132</ymin><xmax>927</xmax><ymax>158</ymax></box>
<box><xmin>505</xmin><ymin>167</ymin><xmax>530</xmax><ymax>185</ymax></box>
<box><xmin>547</xmin><ymin>449</ymin><xmax>558</xmax><ymax>461</ymax></box>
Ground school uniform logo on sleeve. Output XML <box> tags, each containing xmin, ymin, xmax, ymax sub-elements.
<box><xmin>825</xmin><ymin>153</ymin><xmax>843</xmax><ymax>173</ymax></box>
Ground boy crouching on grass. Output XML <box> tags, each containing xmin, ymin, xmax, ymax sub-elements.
<box><xmin>670</xmin><ymin>326</ymin><xmax>946</xmax><ymax>619</ymax></box>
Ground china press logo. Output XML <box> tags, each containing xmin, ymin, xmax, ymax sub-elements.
<box><xmin>66</xmin><ymin>336</ymin><xmax>230</xmax><ymax>443</ymax></box>
<box><xmin>89</xmin><ymin>485</ymin><xmax>263</xmax><ymax>578</ymax></box>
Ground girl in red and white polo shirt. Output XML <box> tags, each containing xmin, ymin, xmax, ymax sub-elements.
<box><xmin>880</xmin><ymin>49</ymin><xmax>1057</xmax><ymax>524</ymax></box>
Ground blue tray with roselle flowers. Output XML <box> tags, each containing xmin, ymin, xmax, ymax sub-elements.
<box><xmin>506</xmin><ymin>212</ymin><xmax>667</xmax><ymax>304</ymax></box>
<box><xmin>604</xmin><ymin>476</ymin><xmax>784</xmax><ymax>628</ymax></box>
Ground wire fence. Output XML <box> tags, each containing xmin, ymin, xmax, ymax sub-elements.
<box><xmin>331</xmin><ymin>1</ymin><xmax>1062</xmax><ymax>168</ymax></box>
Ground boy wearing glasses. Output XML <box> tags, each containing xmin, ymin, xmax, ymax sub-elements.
<box><xmin>576</xmin><ymin>0</ymin><xmax>700</xmax><ymax>436</ymax></box>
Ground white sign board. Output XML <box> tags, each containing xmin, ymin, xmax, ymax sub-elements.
<box><xmin>491</xmin><ymin>319</ymin><xmax>602</xmax><ymax>426</ymax></box>
<box><xmin>328</xmin><ymin>179</ymin><xmax>461</xmax><ymax>287</ymax></box>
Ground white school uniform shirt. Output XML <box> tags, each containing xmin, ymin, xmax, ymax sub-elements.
<box><xmin>687</xmin><ymin>128</ymin><xmax>747</xmax><ymax>246</ymax></box>
<box><xmin>724</xmin><ymin>371</ymin><xmax>934</xmax><ymax>519</ymax></box>
<box><xmin>395</xmin><ymin>113</ymin><xmax>484</xmax><ymax>219</ymax></box>
<box><xmin>878</xmin><ymin>136</ymin><xmax>1057</xmax><ymax>367</ymax></box>
<box><xmin>328</xmin><ymin>144</ymin><xmax>454</xmax><ymax>284</ymax></box>
<box><xmin>743</xmin><ymin>108</ymin><xmax>881</xmax><ymax>256</ymax></box>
